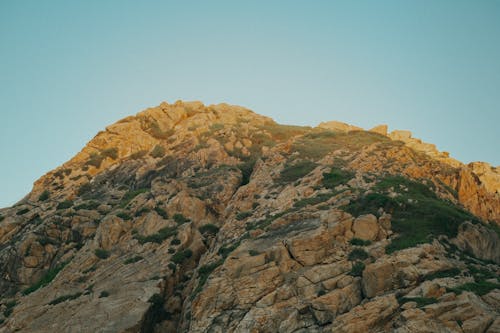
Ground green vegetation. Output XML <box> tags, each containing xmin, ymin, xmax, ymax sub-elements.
<box><xmin>86</xmin><ymin>152</ymin><xmax>104</xmax><ymax>168</ymax></box>
<box><xmin>120</xmin><ymin>188</ymin><xmax>149</xmax><ymax>208</ymax></box>
<box><xmin>210</xmin><ymin>123</ymin><xmax>224</xmax><ymax>131</ymax></box>
<box><xmin>293</xmin><ymin>193</ymin><xmax>334</xmax><ymax>208</ymax></box>
<box><xmin>56</xmin><ymin>200</ymin><xmax>74</xmax><ymax>210</ymax></box>
<box><xmin>94</xmin><ymin>249</ymin><xmax>110</xmax><ymax>259</ymax></box>
<box><xmin>199</xmin><ymin>224</ymin><xmax>220</xmax><ymax>236</ymax></box>
<box><xmin>348</xmin><ymin>248</ymin><xmax>369</xmax><ymax>261</ymax></box>
<box><xmin>130</xmin><ymin>150</ymin><xmax>148</xmax><ymax>159</ymax></box>
<box><xmin>147</xmin><ymin>293</ymin><xmax>169</xmax><ymax>322</ymax></box>
<box><xmin>99</xmin><ymin>291</ymin><xmax>110</xmax><ymax>298</ymax></box>
<box><xmin>77</xmin><ymin>182</ymin><xmax>92</xmax><ymax>196</ymax></box>
<box><xmin>74</xmin><ymin>201</ymin><xmax>100</xmax><ymax>210</ymax></box>
<box><xmin>449</xmin><ymin>281</ymin><xmax>500</xmax><ymax>296</ymax></box>
<box><xmin>322</xmin><ymin>168</ymin><xmax>354</xmax><ymax>188</ymax></box>
<box><xmin>0</xmin><ymin>215</ymin><xmax>4</xmax><ymax>222</ymax></box>
<box><xmin>39</xmin><ymin>190</ymin><xmax>50</xmax><ymax>201</ymax></box>
<box><xmin>349</xmin><ymin>262</ymin><xmax>365</xmax><ymax>277</ymax></box>
<box><xmin>171</xmin><ymin>249</ymin><xmax>193</xmax><ymax>264</ymax></box>
<box><xmin>236</xmin><ymin>211</ymin><xmax>253</xmax><ymax>221</ymax></box>
<box><xmin>238</xmin><ymin>159</ymin><xmax>256</xmax><ymax>186</ymax></box>
<box><xmin>101</xmin><ymin>147</ymin><xmax>118</xmax><ymax>160</ymax></box>
<box><xmin>124</xmin><ymin>256</ymin><xmax>143</xmax><ymax>265</ymax></box>
<box><xmin>349</xmin><ymin>238</ymin><xmax>372</xmax><ymax>246</ymax></box>
<box><xmin>3</xmin><ymin>301</ymin><xmax>16</xmax><ymax>317</ymax></box>
<box><xmin>342</xmin><ymin>175</ymin><xmax>479</xmax><ymax>254</ymax></box>
<box><xmin>116</xmin><ymin>212</ymin><xmax>132</xmax><ymax>220</ymax></box>
<box><xmin>16</xmin><ymin>208</ymin><xmax>29</xmax><ymax>215</ymax></box>
<box><xmin>278</xmin><ymin>160</ymin><xmax>317</xmax><ymax>183</ymax></box>
<box><xmin>192</xmin><ymin>260</ymin><xmax>224</xmax><ymax>298</ymax></box>
<box><xmin>134</xmin><ymin>226</ymin><xmax>177</xmax><ymax>244</ymax></box>
<box><xmin>150</xmin><ymin>145</ymin><xmax>166</xmax><ymax>158</ymax></box>
<box><xmin>424</xmin><ymin>268</ymin><xmax>461</xmax><ymax>281</ymax></box>
<box><xmin>49</xmin><ymin>292</ymin><xmax>82</xmax><ymax>305</ymax></box>
<box><xmin>154</xmin><ymin>206</ymin><xmax>168</xmax><ymax>219</ymax></box>
<box><xmin>38</xmin><ymin>236</ymin><xmax>58</xmax><ymax>246</ymax></box>
<box><xmin>145</xmin><ymin>119</ymin><xmax>175</xmax><ymax>139</ymax></box>
<box><xmin>168</xmin><ymin>263</ymin><xmax>177</xmax><ymax>271</ymax></box>
<box><xmin>218</xmin><ymin>240</ymin><xmax>242</xmax><ymax>258</ymax></box>
<box><xmin>173</xmin><ymin>213</ymin><xmax>190</xmax><ymax>224</ymax></box>
<box><xmin>23</xmin><ymin>261</ymin><xmax>68</xmax><ymax>295</ymax></box>
<box><xmin>170</xmin><ymin>238</ymin><xmax>181</xmax><ymax>245</ymax></box>
<box><xmin>398</xmin><ymin>297</ymin><xmax>437</xmax><ymax>308</ymax></box>
<box><xmin>134</xmin><ymin>207</ymin><xmax>150</xmax><ymax>216</ymax></box>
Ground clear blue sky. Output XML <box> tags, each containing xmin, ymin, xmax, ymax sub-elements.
<box><xmin>1</xmin><ymin>1</ymin><xmax>499</xmax><ymax>208</ymax></box>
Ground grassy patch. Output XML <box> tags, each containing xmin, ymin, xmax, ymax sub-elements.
<box><xmin>449</xmin><ymin>281</ymin><xmax>500</xmax><ymax>296</ymax></box>
<box><xmin>293</xmin><ymin>193</ymin><xmax>334</xmax><ymax>208</ymax></box>
<box><xmin>154</xmin><ymin>206</ymin><xmax>168</xmax><ymax>219</ymax></box>
<box><xmin>74</xmin><ymin>201</ymin><xmax>100</xmax><ymax>210</ymax></box>
<box><xmin>16</xmin><ymin>208</ymin><xmax>29</xmax><ymax>215</ymax></box>
<box><xmin>116</xmin><ymin>212</ymin><xmax>132</xmax><ymax>220</ymax></box>
<box><xmin>23</xmin><ymin>262</ymin><xmax>68</xmax><ymax>295</ymax></box>
<box><xmin>278</xmin><ymin>160</ymin><xmax>317</xmax><ymax>183</ymax></box>
<box><xmin>101</xmin><ymin>147</ymin><xmax>118</xmax><ymax>160</ymax></box>
<box><xmin>86</xmin><ymin>152</ymin><xmax>104</xmax><ymax>168</ymax></box>
<box><xmin>322</xmin><ymin>168</ymin><xmax>354</xmax><ymax>189</ymax></box>
<box><xmin>99</xmin><ymin>291</ymin><xmax>110</xmax><ymax>298</ymax></box>
<box><xmin>343</xmin><ymin>175</ymin><xmax>479</xmax><ymax>254</ymax></box>
<box><xmin>218</xmin><ymin>240</ymin><xmax>242</xmax><ymax>258</ymax></box>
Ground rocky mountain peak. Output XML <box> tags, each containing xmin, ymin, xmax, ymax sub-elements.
<box><xmin>0</xmin><ymin>101</ymin><xmax>499</xmax><ymax>332</ymax></box>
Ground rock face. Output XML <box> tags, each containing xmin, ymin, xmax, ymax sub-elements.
<box><xmin>0</xmin><ymin>101</ymin><xmax>498</xmax><ymax>332</ymax></box>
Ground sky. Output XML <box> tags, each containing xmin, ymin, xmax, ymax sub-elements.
<box><xmin>1</xmin><ymin>1</ymin><xmax>499</xmax><ymax>208</ymax></box>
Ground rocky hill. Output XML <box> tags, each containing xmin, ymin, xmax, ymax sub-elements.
<box><xmin>0</xmin><ymin>101</ymin><xmax>499</xmax><ymax>333</ymax></box>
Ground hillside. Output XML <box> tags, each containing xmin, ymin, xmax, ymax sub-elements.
<box><xmin>0</xmin><ymin>101</ymin><xmax>499</xmax><ymax>332</ymax></box>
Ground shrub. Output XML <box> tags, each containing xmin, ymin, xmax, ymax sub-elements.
<box><xmin>116</xmin><ymin>212</ymin><xmax>132</xmax><ymax>220</ymax></box>
<box><xmin>170</xmin><ymin>238</ymin><xmax>181</xmax><ymax>245</ymax></box>
<box><xmin>124</xmin><ymin>256</ymin><xmax>143</xmax><ymax>265</ymax></box>
<box><xmin>424</xmin><ymin>268</ymin><xmax>461</xmax><ymax>281</ymax></box>
<box><xmin>218</xmin><ymin>240</ymin><xmax>241</xmax><ymax>258</ymax></box>
<box><xmin>192</xmin><ymin>259</ymin><xmax>224</xmax><ymax>298</ymax></box>
<box><xmin>349</xmin><ymin>238</ymin><xmax>372</xmax><ymax>246</ymax></box>
<box><xmin>49</xmin><ymin>292</ymin><xmax>82</xmax><ymax>305</ymax></box>
<box><xmin>199</xmin><ymin>224</ymin><xmax>220</xmax><ymax>236</ymax></box>
<box><xmin>172</xmin><ymin>249</ymin><xmax>193</xmax><ymax>264</ymax></box>
<box><xmin>236</xmin><ymin>211</ymin><xmax>252</xmax><ymax>221</ymax></box>
<box><xmin>16</xmin><ymin>208</ymin><xmax>29</xmax><ymax>215</ymax></box>
<box><xmin>130</xmin><ymin>150</ymin><xmax>148</xmax><ymax>159</ymax></box>
<box><xmin>94</xmin><ymin>249</ymin><xmax>110</xmax><ymax>259</ymax></box>
<box><xmin>154</xmin><ymin>206</ymin><xmax>168</xmax><ymax>219</ymax></box>
<box><xmin>134</xmin><ymin>207</ymin><xmax>150</xmax><ymax>217</ymax></box>
<box><xmin>293</xmin><ymin>193</ymin><xmax>333</xmax><ymax>208</ymax></box>
<box><xmin>278</xmin><ymin>160</ymin><xmax>317</xmax><ymax>183</ymax></box>
<box><xmin>39</xmin><ymin>190</ymin><xmax>50</xmax><ymax>201</ymax></box>
<box><xmin>173</xmin><ymin>213</ymin><xmax>190</xmax><ymax>224</ymax></box>
<box><xmin>120</xmin><ymin>188</ymin><xmax>149</xmax><ymax>208</ymax></box>
<box><xmin>134</xmin><ymin>226</ymin><xmax>177</xmax><ymax>244</ymax></box>
<box><xmin>0</xmin><ymin>215</ymin><xmax>4</xmax><ymax>222</ymax></box>
<box><xmin>77</xmin><ymin>183</ymin><xmax>92</xmax><ymax>196</ymax></box>
<box><xmin>99</xmin><ymin>291</ymin><xmax>110</xmax><ymax>298</ymax></box>
<box><xmin>150</xmin><ymin>145</ymin><xmax>166</xmax><ymax>158</ymax></box>
<box><xmin>248</xmin><ymin>250</ymin><xmax>260</xmax><ymax>256</ymax></box>
<box><xmin>86</xmin><ymin>152</ymin><xmax>104</xmax><ymax>168</ymax></box>
<box><xmin>348</xmin><ymin>248</ymin><xmax>369</xmax><ymax>261</ymax></box>
<box><xmin>3</xmin><ymin>301</ymin><xmax>16</xmax><ymax>317</ymax></box>
<box><xmin>101</xmin><ymin>147</ymin><xmax>118</xmax><ymax>160</ymax></box>
<box><xmin>56</xmin><ymin>200</ymin><xmax>73</xmax><ymax>210</ymax></box>
<box><xmin>317</xmin><ymin>289</ymin><xmax>327</xmax><ymax>297</ymax></box>
<box><xmin>449</xmin><ymin>281</ymin><xmax>500</xmax><ymax>296</ymax></box>
<box><xmin>23</xmin><ymin>262</ymin><xmax>68</xmax><ymax>295</ymax></box>
<box><xmin>349</xmin><ymin>262</ymin><xmax>365</xmax><ymax>277</ymax></box>
<box><xmin>322</xmin><ymin>168</ymin><xmax>354</xmax><ymax>189</ymax></box>
<box><xmin>168</xmin><ymin>263</ymin><xmax>177</xmax><ymax>271</ymax></box>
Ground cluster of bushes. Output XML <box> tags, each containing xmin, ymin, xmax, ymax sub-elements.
<box><xmin>134</xmin><ymin>226</ymin><xmax>177</xmax><ymax>244</ymax></box>
<box><xmin>278</xmin><ymin>160</ymin><xmax>317</xmax><ymax>183</ymax></box>
<box><xmin>56</xmin><ymin>200</ymin><xmax>74</xmax><ymax>210</ymax></box>
<box><xmin>150</xmin><ymin>145</ymin><xmax>166</xmax><ymax>158</ymax></box>
<box><xmin>94</xmin><ymin>249</ymin><xmax>110</xmax><ymax>259</ymax></box>
<box><xmin>322</xmin><ymin>168</ymin><xmax>354</xmax><ymax>189</ymax></box>
<box><xmin>49</xmin><ymin>292</ymin><xmax>82</xmax><ymax>305</ymax></box>
<box><xmin>39</xmin><ymin>190</ymin><xmax>50</xmax><ymax>201</ymax></box>
<box><xmin>120</xmin><ymin>188</ymin><xmax>149</xmax><ymax>208</ymax></box>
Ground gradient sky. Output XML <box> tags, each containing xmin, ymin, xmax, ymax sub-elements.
<box><xmin>1</xmin><ymin>1</ymin><xmax>499</xmax><ymax>208</ymax></box>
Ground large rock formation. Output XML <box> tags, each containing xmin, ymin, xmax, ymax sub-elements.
<box><xmin>0</xmin><ymin>101</ymin><xmax>498</xmax><ymax>332</ymax></box>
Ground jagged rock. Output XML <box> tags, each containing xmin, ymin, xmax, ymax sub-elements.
<box><xmin>452</xmin><ymin>222</ymin><xmax>500</xmax><ymax>264</ymax></box>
